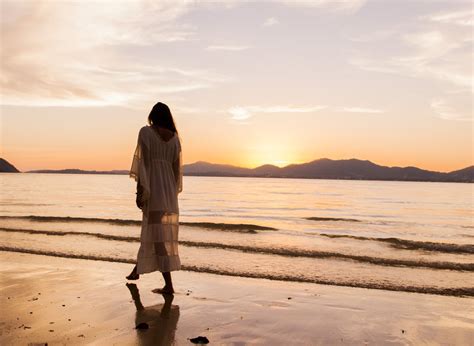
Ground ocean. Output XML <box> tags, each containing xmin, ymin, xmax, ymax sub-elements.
<box><xmin>0</xmin><ymin>173</ymin><xmax>472</xmax><ymax>296</ymax></box>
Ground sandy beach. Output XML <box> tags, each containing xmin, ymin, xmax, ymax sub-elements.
<box><xmin>1</xmin><ymin>251</ymin><xmax>473</xmax><ymax>345</ymax></box>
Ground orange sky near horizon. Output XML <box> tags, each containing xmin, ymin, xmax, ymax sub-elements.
<box><xmin>1</xmin><ymin>1</ymin><xmax>472</xmax><ymax>173</ymax></box>
<box><xmin>2</xmin><ymin>103</ymin><xmax>471</xmax><ymax>173</ymax></box>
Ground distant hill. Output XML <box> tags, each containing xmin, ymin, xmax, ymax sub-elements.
<box><xmin>447</xmin><ymin>166</ymin><xmax>474</xmax><ymax>183</ymax></box>
<box><xmin>0</xmin><ymin>158</ymin><xmax>20</xmax><ymax>173</ymax></box>
<box><xmin>20</xmin><ymin>158</ymin><xmax>473</xmax><ymax>182</ymax></box>
<box><xmin>28</xmin><ymin>169</ymin><xmax>129</xmax><ymax>175</ymax></box>
<box><xmin>183</xmin><ymin>159</ymin><xmax>473</xmax><ymax>183</ymax></box>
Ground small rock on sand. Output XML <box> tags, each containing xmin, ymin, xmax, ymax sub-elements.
<box><xmin>136</xmin><ymin>322</ymin><xmax>149</xmax><ymax>330</ymax></box>
<box><xmin>189</xmin><ymin>336</ymin><xmax>209</xmax><ymax>344</ymax></box>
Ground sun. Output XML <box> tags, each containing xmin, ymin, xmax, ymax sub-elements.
<box><xmin>270</xmin><ymin>160</ymin><xmax>290</xmax><ymax>167</ymax></box>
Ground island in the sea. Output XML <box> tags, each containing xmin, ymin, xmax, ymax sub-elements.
<box><xmin>0</xmin><ymin>158</ymin><xmax>19</xmax><ymax>173</ymax></box>
<box><xmin>2</xmin><ymin>157</ymin><xmax>472</xmax><ymax>183</ymax></box>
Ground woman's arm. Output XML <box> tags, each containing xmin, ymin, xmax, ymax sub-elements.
<box><xmin>172</xmin><ymin>160</ymin><xmax>180</xmax><ymax>186</ymax></box>
<box><xmin>173</xmin><ymin>139</ymin><xmax>183</xmax><ymax>193</ymax></box>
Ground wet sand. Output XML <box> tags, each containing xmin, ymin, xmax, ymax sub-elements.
<box><xmin>1</xmin><ymin>251</ymin><xmax>473</xmax><ymax>345</ymax></box>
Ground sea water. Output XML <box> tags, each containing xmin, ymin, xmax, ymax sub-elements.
<box><xmin>0</xmin><ymin>173</ymin><xmax>472</xmax><ymax>296</ymax></box>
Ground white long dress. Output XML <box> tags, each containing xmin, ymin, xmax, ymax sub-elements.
<box><xmin>129</xmin><ymin>125</ymin><xmax>183</xmax><ymax>274</ymax></box>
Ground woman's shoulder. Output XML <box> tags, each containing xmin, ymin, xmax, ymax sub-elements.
<box><xmin>139</xmin><ymin>125</ymin><xmax>150</xmax><ymax>134</ymax></box>
<box><xmin>137</xmin><ymin>126</ymin><xmax>153</xmax><ymax>146</ymax></box>
<box><xmin>138</xmin><ymin>125</ymin><xmax>152</xmax><ymax>139</ymax></box>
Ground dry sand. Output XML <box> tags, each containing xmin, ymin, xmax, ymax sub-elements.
<box><xmin>1</xmin><ymin>251</ymin><xmax>473</xmax><ymax>345</ymax></box>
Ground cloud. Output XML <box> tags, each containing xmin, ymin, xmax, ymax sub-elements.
<box><xmin>341</xmin><ymin>107</ymin><xmax>385</xmax><ymax>114</ymax></box>
<box><xmin>0</xmin><ymin>0</ymin><xmax>230</xmax><ymax>108</ymax></box>
<box><xmin>421</xmin><ymin>8</ymin><xmax>473</xmax><ymax>27</ymax></box>
<box><xmin>277</xmin><ymin>0</ymin><xmax>367</xmax><ymax>13</ymax></box>
<box><xmin>263</xmin><ymin>17</ymin><xmax>279</xmax><ymax>27</ymax></box>
<box><xmin>349</xmin><ymin>28</ymin><xmax>473</xmax><ymax>93</ymax></box>
<box><xmin>345</xmin><ymin>29</ymin><xmax>397</xmax><ymax>43</ymax></box>
<box><xmin>229</xmin><ymin>107</ymin><xmax>253</xmax><ymax>120</ymax></box>
<box><xmin>1</xmin><ymin>0</ymin><xmax>373</xmax><ymax>108</ymax></box>
<box><xmin>430</xmin><ymin>98</ymin><xmax>472</xmax><ymax>121</ymax></box>
<box><xmin>206</xmin><ymin>45</ymin><xmax>251</xmax><ymax>51</ymax></box>
<box><xmin>228</xmin><ymin>105</ymin><xmax>327</xmax><ymax>120</ymax></box>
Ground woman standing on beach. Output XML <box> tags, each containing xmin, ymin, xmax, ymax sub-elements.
<box><xmin>127</xmin><ymin>102</ymin><xmax>183</xmax><ymax>294</ymax></box>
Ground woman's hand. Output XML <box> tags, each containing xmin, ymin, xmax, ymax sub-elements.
<box><xmin>136</xmin><ymin>193</ymin><xmax>144</xmax><ymax>210</ymax></box>
<box><xmin>136</xmin><ymin>182</ymin><xmax>144</xmax><ymax>210</ymax></box>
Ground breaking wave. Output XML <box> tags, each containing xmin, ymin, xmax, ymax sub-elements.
<box><xmin>0</xmin><ymin>246</ymin><xmax>472</xmax><ymax>298</ymax></box>
<box><xmin>306</xmin><ymin>216</ymin><xmax>361</xmax><ymax>222</ymax></box>
<box><xmin>1</xmin><ymin>227</ymin><xmax>472</xmax><ymax>272</ymax></box>
<box><xmin>0</xmin><ymin>215</ymin><xmax>275</xmax><ymax>233</ymax></box>
<box><xmin>320</xmin><ymin>233</ymin><xmax>474</xmax><ymax>254</ymax></box>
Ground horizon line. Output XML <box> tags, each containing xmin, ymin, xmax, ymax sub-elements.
<box><xmin>8</xmin><ymin>157</ymin><xmax>472</xmax><ymax>174</ymax></box>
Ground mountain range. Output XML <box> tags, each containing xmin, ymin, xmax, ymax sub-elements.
<box><xmin>1</xmin><ymin>157</ymin><xmax>472</xmax><ymax>182</ymax></box>
<box><xmin>182</xmin><ymin>159</ymin><xmax>473</xmax><ymax>183</ymax></box>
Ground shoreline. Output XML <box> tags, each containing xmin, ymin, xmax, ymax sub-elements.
<box><xmin>1</xmin><ymin>251</ymin><xmax>473</xmax><ymax>345</ymax></box>
<box><xmin>1</xmin><ymin>247</ymin><xmax>473</xmax><ymax>298</ymax></box>
<box><xmin>2</xmin><ymin>172</ymin><xmax>472</xmax><ymax>184</ymax></box>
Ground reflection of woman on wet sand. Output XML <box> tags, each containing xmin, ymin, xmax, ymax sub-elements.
<box><xmin>126</xmin><ymin>283</ymin><xmax>180</xmax><ymax>345</ymax></box>
<box><xmin>127</xmin><ymin>102</ymin><xmax>183</xmax><ymax>294</ymax></box>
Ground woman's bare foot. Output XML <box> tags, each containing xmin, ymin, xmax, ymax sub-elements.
<box><xmin>126</xmin><ymin>266</ymin><xmax>139</xmax><ymax>280</ymax></box>
<box><xmin>152</xmin><ymin>286</ymin><xmax>174</xmax><ymax>295</ymax></box>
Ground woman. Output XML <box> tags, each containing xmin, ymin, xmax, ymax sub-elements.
<box><xmin>127</xmin><ymin>102</ymin><xmax>183</xmax><ymax>295</ymax></box>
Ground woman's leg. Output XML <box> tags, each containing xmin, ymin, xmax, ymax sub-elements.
<box><xmin>152</xmin><ymin>272</ymin><xmax>174</xmax><ymax>294</ymax></box>
<box><xmin>126</xmin><ymin>265</ymin><xmax>140</xmax><ymax>280</ymax></box>
<box><xmin>162</xmin><ymin>272</ymin><xmax>174</xmax><ymax>292</ymax></box>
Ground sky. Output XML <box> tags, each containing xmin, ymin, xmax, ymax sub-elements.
<box><xmin>1</xmin><ymin>0</ymin><xmax>472</xmax><ymax>172</ymax></box>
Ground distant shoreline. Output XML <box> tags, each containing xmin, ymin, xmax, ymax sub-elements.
<box><xmin>2</xmin><ymin>157</ymin><xmax>472</xmax><ymax>183</ymax></box>
<box><xmin>4</xmin><ymin>170</ymin><xmax>471</xmax><ymax>183</ymax></box>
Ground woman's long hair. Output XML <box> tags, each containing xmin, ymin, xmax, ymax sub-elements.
<box><xmin>148</xmin><ymin>102</ymin><xmax>178</xmax><ymax>134</ymax></box>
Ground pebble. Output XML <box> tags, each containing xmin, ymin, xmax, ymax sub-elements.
<box><xmin>189</xmin><ymin>336</ymin><xmax>209</xmax><ymax>344</ymax></box>
<box><xmin>136</xmin><ymin>322</ymin><xmax>149</xmax><ymax>330</ymax></box>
